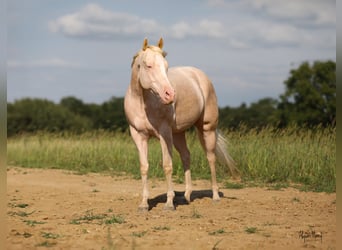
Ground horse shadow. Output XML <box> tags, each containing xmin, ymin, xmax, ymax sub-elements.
<box><xmin>147</xmin><ymin>190</ymin><xmax>224</xmax><ymax>211</ymax></box>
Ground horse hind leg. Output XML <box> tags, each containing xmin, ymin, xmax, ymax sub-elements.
<box><xmin>197</xmin><ymin>127</ymin><xmax>220</xmax><ymax>201</ymax></box>
<box><xmin>173</xmin><ymin>132</ymin><xmax>192</xmax><ymax>203</ymax></box>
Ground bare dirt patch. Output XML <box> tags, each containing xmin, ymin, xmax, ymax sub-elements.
<box><xmin>7</xmin><ymin>167</ymin><xmax>336</xmax><ymax>249</ymax></box>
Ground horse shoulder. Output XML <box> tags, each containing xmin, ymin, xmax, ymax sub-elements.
<box><xmin>124</xmin><ymin>91</ymin><xmax>148</xmax><ymax>131</ymax></box>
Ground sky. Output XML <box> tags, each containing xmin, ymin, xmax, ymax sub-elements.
<box><xmin>7</xmin><ymin>0</ymin><xmax>336</xmax><ymax>107</ymax></box>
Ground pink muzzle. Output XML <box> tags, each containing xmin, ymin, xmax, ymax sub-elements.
<box><xmin>161</xmin><ymin>87</ymin><xmax>175</xmax><ymax>104</ymax></box>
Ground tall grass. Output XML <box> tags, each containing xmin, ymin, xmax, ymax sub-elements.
<box><xmin>7</xmin><ymin>127</ymin><xmax>335</xmax><ymax>192</ymax></box>
<box><xmin>228</xmin><ymin>126</ymin><xmax>335</xmax><ymax>192</ymax></box>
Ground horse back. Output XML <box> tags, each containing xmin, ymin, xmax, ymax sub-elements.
<box><xmin>168</xmin><ymin>66</ymin><xmax>218</xmax><ymax>132</ymax></box>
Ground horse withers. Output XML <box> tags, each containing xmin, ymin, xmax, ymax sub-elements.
<box><xmin>124</xmin><ymin>38</ymin><xmax>238</xmax><ymax>211</ymax></box>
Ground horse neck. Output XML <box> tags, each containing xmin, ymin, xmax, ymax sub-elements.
<box><xmin>129</xmin><ymin>65</ymin><xmax>143</xmax><ymax>98</ymax></box>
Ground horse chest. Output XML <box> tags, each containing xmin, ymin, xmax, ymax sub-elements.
<box><xmin>128</xmin><ymin>102</ymin><xmax>174</xmax><ymax>136</ymax></box>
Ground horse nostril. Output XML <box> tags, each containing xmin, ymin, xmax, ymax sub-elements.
<box><xmin>165</xmin><ymin>89</ymin><xmax>174</xmax><ymax>100</ymax></box>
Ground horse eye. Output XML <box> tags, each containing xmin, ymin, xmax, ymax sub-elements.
<box><xmin>147</xmin><ymin>65</ymin><xmax>152</xmax><ymax>69</ymax></box>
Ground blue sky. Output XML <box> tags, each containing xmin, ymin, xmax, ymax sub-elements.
<box><xmin>7</xmin><ymin>0</ymin><xmax>336</xmax><ymax>107</ymax></box>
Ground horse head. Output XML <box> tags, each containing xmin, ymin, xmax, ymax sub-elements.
<box><xmin>132</xmin><ymin>38</ymin><xmax>175</xmax><ymax>105</ymax></box>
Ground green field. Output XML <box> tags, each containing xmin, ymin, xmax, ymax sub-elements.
<box><xmin>7</xmin><ymin>127</ymin><xmax>336</xmax><ymax>192</ymax></box>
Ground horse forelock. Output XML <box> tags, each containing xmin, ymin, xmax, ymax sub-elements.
<box><xmin>131</xmin><ymin>45</ymin><xmax>167</xmax><ymax>68</ymax></box>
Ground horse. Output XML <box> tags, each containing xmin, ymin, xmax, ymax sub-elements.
<box><xmin>124</xmin><ymin>38</ymin><xmax>238</xmax><ymax>211</ymax></box>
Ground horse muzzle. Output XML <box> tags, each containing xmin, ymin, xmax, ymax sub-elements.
<box><xmin>161</xmin><ymin>87</ymin><xmax>175</xmax><ymax>104</ymax></box>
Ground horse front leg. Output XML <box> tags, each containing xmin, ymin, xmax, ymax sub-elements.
<box><xmin>159</xmin><ymin>129</ymin><xmax>175</xmax><ymax>210</ymax></box>
<box><xmin>130</xmin><ymin>127</ymin><xmax>150</xmax><ymax>211</ymax></box>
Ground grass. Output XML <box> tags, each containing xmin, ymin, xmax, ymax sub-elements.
<box><xmin>8</xmin><ymin>210</ymin><xmax>35</xmax><ymax>217</ymax></box>
<box><xmin>24</xmin><ymin>220</ymin><xmax>46</xmax><ymax>227</ymax></box>
<box><xmin>131</xmin><ymin>231</ymin><xmax>148</xmax><ymax>238</ymax></box>
<box><xmin>35</xmin><ymin>241</ymin><xmax>57</xmax><ymax>247</ymax></box>
<box><xmin>152</xmin><ymin>226</ymin><xmax>170</xmax><ymax>231</ymax></box>
<box><xmin>14</xmin><ymin>203</ymin><xmax>29</xmax><ymax>208</ymax></box>
<box><xmin>209</xmin><ymin>228</ymin><xmax>226</xmax><ymax>235</ymax></box>
<box><xmin>245</xmin><ymin>227</ymin><xmax>258</xmax><ymax>234</ymax></box>
<box><xmin>104</xmin><ymin>215</ymin><xmax>125</xmax><ymax>225</ymax></box>
<box><xmin>41</xmin><ymin>232</ymin><xmax>61</xmax><ymax>239</ymax></box>
<box><xmin>70</xmin><ymin>210</ymin><xmax>125</xmax><ymax>225</ymax></box>
<box><xmin>7</xmin><ymin>126</ymin><xmax>336</xmax><ymax>192</ymax></box>
<box><xmin>191</xmin><ymin>206</ymin><xmax>202</xmax><ymax>219</ymax></box>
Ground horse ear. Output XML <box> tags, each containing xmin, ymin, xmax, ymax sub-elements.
<box><xmin>142</xmin><ymin>38</ymin><xmax>148</xmax><ymax>51</ymax></box>
<box><xmin>157</xmin><ymin>37</ymin><xmax>164</xmax><ymax>49</ymax></box>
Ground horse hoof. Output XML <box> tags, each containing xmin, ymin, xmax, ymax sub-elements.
<box><xmin>184</xmin><ymin>196</ymin><xmax>191</xmax><ymax>204</ymax></box>
<box><xmin>138</xmin><ymin>206</ymin><xmax>149</xmax><ymax>212</ymax></box>
<box><xmin>212</xmin><ymin>197</ymin><xmax>221</xmax><ymax>203</ymax></box>
<box><xmin>163</xmin><ymin>204</ymin><xmax>175</xmax><ymax>211</ymax></box>
<box><xmin>184</xmin><ymin>193</ymin><xmax>191</xmax><ymax>204</ymax></box>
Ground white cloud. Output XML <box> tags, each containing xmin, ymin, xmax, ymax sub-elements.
<box><xmin>248</xmin><ymin>0</ymin><xmax>336</xmax><ymax>26</ymax></box>
<box><xmin>48</xmin><ymin>2</ymin><xmax>335</xmax><ymax>50</ymax></box>
<box><xmin>49</xmin><ymin>3</ymin><xmax>227</xmax><ymax>40</ymax></box>
<box><xmin>207</xmin><ymin>0</ymin><xmax>335</xmax><ymax>49</ymax></box>
<box><xmin>170</xmin><ymin>19</ymin><xmax>225</xmax><ymax>39</ymax></box>
<box><xmin>233</xmin><ymin>21</ymin><xmax>309</xmax><ymax>47</ymax></box>
<box><xmin>49</xmin><ymin>3</ymin><xmax>162</xmax><ymax>39</ymax></box>
<box><xmin>170</xmin><ymin>21</ymin><xmax>192</xmax><ymax>39</ymax></box>
<box><xmin>198</xmin><ymin>19</ymin><xmax>226</xmax><ymax>38</ymax></box>
<box><xmin>208</xmin><ymin>0</ymin><xmax>336</xmax><ymax>27</ymax></box>
<box><xmin>8</xmin><ymin>58</ymin><xmax>81</xmax><ymax>69</ymax></box>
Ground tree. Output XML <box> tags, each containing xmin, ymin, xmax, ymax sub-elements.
<box><xmin>248</xmin><ymin>98</ymin><xmax>279</xmax><ymax>127</ymax></box>
<box><xmin>219</xmin><ymin>98</ymin><xmax>278</xmax><ymax>129</ymax></box>
<box><xmin>278</xmin><ymin>61</ymin><xmax>336</xmax><ymax>127</ymax></box>
<box><xmin>94</xmin><ymin>97</ymin><xmax>128</xmax><ymax>131</ymax></box>
<box><xmin>7</xmin><ymin>98</ymin><xmax>92</xmax><ymax>136</ymax></box>
<box><xmin>60</xmin><ymin>96</ymin><xmax>87</xmax><ymax>116</ymax></box>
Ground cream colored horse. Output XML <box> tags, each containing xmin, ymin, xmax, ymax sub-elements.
<box><xmin>124</xmin><ymin>38</ymin><xmax>237</xmax><ymax>211</ymax></box>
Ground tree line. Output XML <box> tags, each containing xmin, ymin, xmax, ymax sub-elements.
<box><xmin>7</xmin><ymin>60</ymin><xmax>335</xmax><ymax>136</ymax></box>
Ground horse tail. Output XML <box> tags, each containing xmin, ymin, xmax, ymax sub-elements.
<box><xmin>215</xmin><ymin>130</ymin><xmax>240</xmax><ymax>178</ymax></box>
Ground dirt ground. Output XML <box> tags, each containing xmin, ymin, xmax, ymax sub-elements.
<box><xmin>7</xmin><ymin>167</ymin><xmax>336</xmax><ymax>250</ymax></box>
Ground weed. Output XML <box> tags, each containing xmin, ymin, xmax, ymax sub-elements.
<box><xmin>8</xmin><ymin>210</ymin><xmax>35</xmax><ymax>217</ymax></box>
<box><xmin>212</xmin><ymin>239</ymin><xmax>223</xmax><ymax>250</ymax></box>
<box><xmin>245</xmin><ymin>227</ymin><xmax>257</xmax><ymax>234</ymax></box>
<box><xmin>70</xmin><ymin>210</ymin><xmax>106</xmax><ymax>225</ymax></box>
<box><xmin>263</xmin><ymin>221</ymin><xmax>278</xmax><ymax>226</ymax></box>
<box><xmin>292</xmin><ymin>197</ymin><xmax>301</xmax><ymax>202</ymax></box>
<box><xmin>152</xmin><ymin>226</ymin><xmax>170</xmax><ymax>231</ymax></box>
<box><xmin>131</xmin><ymin>231</ymin><xmax>148</xmax><ymax>238</ymax></box>
<box><xmin>24</xmin><ymin>220</ymin><xmax>46</xmax><ymax>227</ymax></box>
<box><xmin>209</xmin><ymin>228</ymin><xmax>225</xmax><ymax>235</ymax></box>
<box><xmin>15</xmin><ymin>232</ymin><xmax>32</xmax><ymax>238</ymax></box>
<box><xmin>70</xmin><ymin>219</ymin><xmax>81</xmax><ymax>225</ymax></box>
<box><xmin>267</xmin><ymin>183</ymin><xmax>289</xmax><ymax>190</ymax></box>
<box><xmin>104</xmin><ymin>215</ymin><xmax>125</xmax><ymax>225</ymax></box>
<box><xmin>35</xmin><ymin>241</ymin><xmax>57</xmax><ymax>247</ymax></box>
<box><xmin>15</xmin><ymin>203</ymin><xmax>29</xmax><ymax>208</ymax></box>
<box><xmin>224</xmin><ymin>181</ymin><xmax>244</xmax><ymax>189</ymax></box>
<box><xmin>105</xmin><ymin>227</ymin><xmax>115</xmax><ymax>250</ymax></box>
<box><xmin>41</xmin><ymin>232</ymin><xmax>60</xmax><ymax>239</ymax></box>
<box><xmin>191</xmin><ymin>206</ymin><xmax>202</xmax><ymax>219</ymax></box>
<box><xmin>70</xmin><ymin>210</ymin><xmax>125</xmax><ymax>225</ymax></box>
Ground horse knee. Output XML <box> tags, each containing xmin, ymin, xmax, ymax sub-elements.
<box><xmin>163</xmin><ymin>164</ymin><xmax>173</xmax><ymax>175</ymax></box>
<box><xmin>140</xmin><ymin>164</ymin><xmax>149</xmax><ymax>176</ymax></box>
